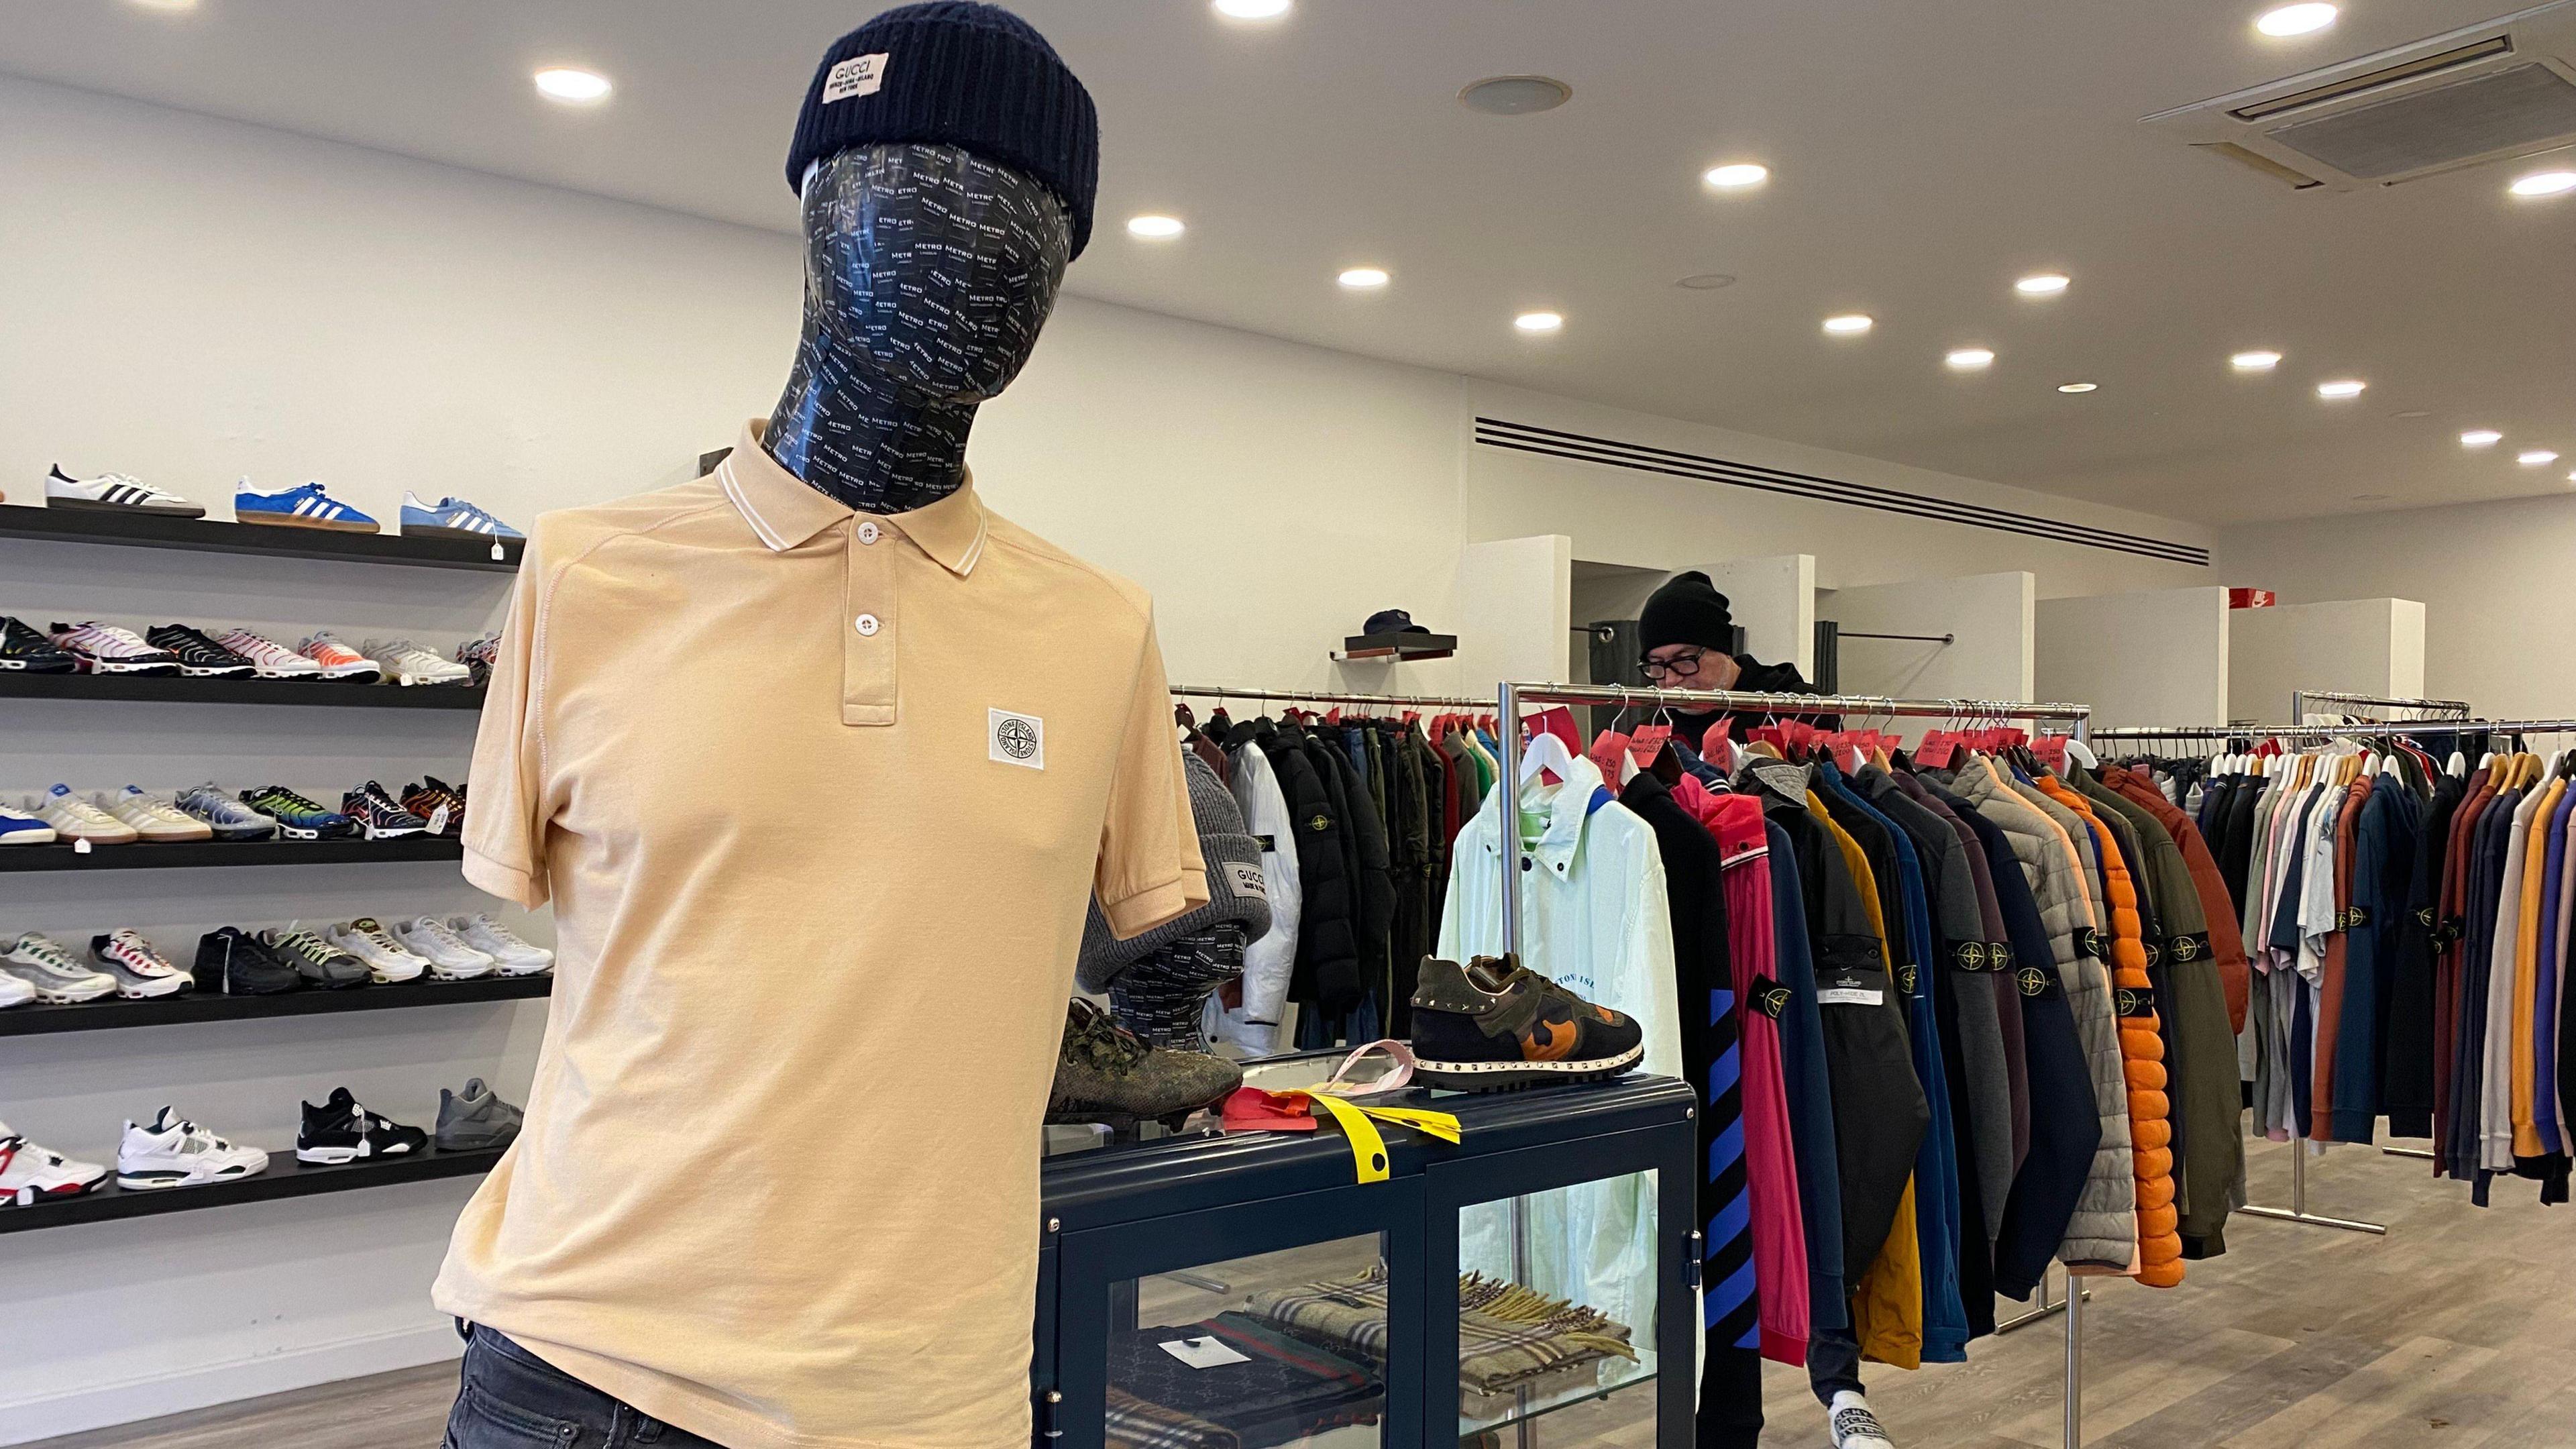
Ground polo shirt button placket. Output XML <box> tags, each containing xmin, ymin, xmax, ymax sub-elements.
<box><xmin>855</xmin><ymin>614</ymin><xmax>880</xmax><ymax>637</ymax></box>
<box><xmin>857</xmin><ymin>521</ymin><xmax>881</xmax><ymax>545</ymax></box>
<box><xmin>843</xmin><ymin>516</ymin><xmax>896</xmax><ymax>727</ymax></box>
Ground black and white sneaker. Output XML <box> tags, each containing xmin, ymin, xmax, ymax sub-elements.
<box><xmin>296</xmin><ymin>1087</ymin><xmax>428</xmax><ymax>1164</ymax></box>
<box><xmin>1827</xmin><ymin>1391</ymin><xmax>1896</xmax><ymax>1449</ymax></box>
<box><xmin>45</xmin><ymin>464</ymin><xmax>205</xmax><ymax>517</ymax></box>
<box><xmin>144</xmin><ymin>624</ymin><xmax>256</xmax><ymax>678</ymax></box>
<box><xmin>0</xmin><ymin>616</ymin><xmax>76</xmax><ymax>674</ymax></box>
<box><xmin>340</xmin><ymin>781</ymin><xmax>430</xmax><ymax>840</ymax></box>
<box><xmin>50</xmin><ymin>621</ymin><xmax>181</xmax><ymax>676</ymax></box>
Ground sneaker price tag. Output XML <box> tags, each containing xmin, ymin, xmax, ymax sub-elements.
<box><xmin>490</xmin><ymin>541</ymin><xmax>506</xmax><ymax>561</ymax></box>
<box><xmin>1157</xmin><ymin>1336</ymin><xmax>1252</xmax><ymax>1371</ymax></box>
<box><xmin>74</xmin><ymin>837</ymin><xmax>92</xmax><ymax>855</ymax></box>
<box><xmin>427</xmin><ymin>805</ymin><xmax>451</xmax><ymax>836</ymax></box>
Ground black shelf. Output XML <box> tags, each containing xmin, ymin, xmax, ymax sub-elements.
<box><xmin>0</xmin><ymin>504</ymin><xmax>522</xmax><ymax>573</ymax></box>
<box><xmin>0</xmin><ymin>835</ymin><xmax>464</xmax><ymax>873</ymax></box>
<box><xmin>0</xmin><ymin>674</ymin><xmax>484</xmax><ymax>710</ymax></box>
<box><xmin>0</xmin><ymin>973</ymin><xmax>549</xmax><ymax>1037</ymax></box>
<box><xmin>0</xmin><ymin>1144</ymin><xmax>505</xmax><ymax>1235</ymax></box>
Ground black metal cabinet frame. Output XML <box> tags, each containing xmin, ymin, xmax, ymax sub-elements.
<box><xmin>1034</xmin><ymin>1073</ymin><xmax>1697</xmax><ymax>1448</ymax></box>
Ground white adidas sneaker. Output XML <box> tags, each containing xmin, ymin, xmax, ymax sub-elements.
<box><xmin>115</xmin><ymin>1108</ymin><xmax>270</xmax><ymax>1191</ymax></box>
<box><xmin>97</xmin><ymin>786</ymin><xmax>213</xmax><ymax>843</ymax></box>
<box><xmin>44</xmin><ymin>465</ymin><xmax>205</xmax><ymax>517</ymax></box>
<box><xmin>26</xmin><ymin>786</ymin><xmax>138</xmax><ymax>845</ymax></box>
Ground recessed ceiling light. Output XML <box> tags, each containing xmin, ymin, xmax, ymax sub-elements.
<box><xmin>1823</xmin><ymin>313</ymin><xmax>1874</xmax><ymax>335</ymax></box>
<box><xmin>1212</xmin><ymin>0</ymin><xmax>1291</xmax><ymax>17</ymax></box>
<box><xmin>1126</xmin><ymin>214</ymin><xmax>1185</xmax><ymax>239</ymax></box>
<box><xmin>2509</xmin><ymin>170</ymin><xmax>2576</xmax><ymax>197</ymax></box>
<box><xmin>2316</xmin><ymin>379</ymin><xmax>2366</xmax><ymax>398</ymax></box>
<box><xmin>2461</xmin><ymin>429</ymin><xmax>2504</xmax><ymax>447</ymax></box>
<box><xmin>2231</xmin><ymin>350</ymin><xmax>2282</xmax><ymax>371</ymax></box>
<box><xmin>1336</xmin><ymin>266</ymin><xmax>1389</xmax><ymax>290</ymax></box>
<box><xmin>2519</xmin><ymin>449</ymin><xmax>2561</xmax><ymax>466</ymax></box>
<box><xmin>2393</xmin><ymin>410</ymin><xmax>2433</xmax><ymax>419</ymax></box>
<box><xmin>1703</xmin><ymin>164</ymin><xmax>1770</xmax><ymax>189</ymax></box>
<box><xmin>2353</xmin><ymin>492</ymin><xmax>2391</xmax><ymax>502</ymax></box>
<box><xmin>1458</xmin><ymin>76</ymin><xmax>1572</xmax><ymax>115</ymax></box>
<box><xmin>2255</xmin><ymin>3</ymin><xmax>2337</xmax><ymax>37</ymax></box>
<box><xmin>533</xmin><ymin>67</ymin><xmax>612</xmax><ymax>104</ymax></box>
<box><xmin>2015</xmin><ymin>273</ymin><xmax>2071</xmax><ymax>296</ymax></box>
<box><xmin>125</xmin><ymin>0</ymin><xmax>199</xmax><ymax>11</ymax></box>
<box><xmin>2057</xmin><ymin>382</ymin><xmax>2098</xmax><ymax>393</ymax></box>
<box><xmin>1674</xmin><ymin>273</ymin><xmax>1737</xmax><ymax>290</ymax></box>
<box><xmin>1514</xmin><ymin>311</ymin><xmax>1564</xmax><ymax>333</ymax></box>
<box><xmin>1945</xmin><ymin>347</ymin><xmax>1995</xmax><ymax>370</ymax></box>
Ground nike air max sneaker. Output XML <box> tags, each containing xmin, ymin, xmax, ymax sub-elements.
<box><xmin>359</xmin><ymin>638</ymin><xmax>472</xmax><ymax>687</ymax></box>
<box><xmin>192</xmin><ymin>927</ymin><xmax>303</xmax><ymax>996</ymax></box>
<box><xmin>257</xmin><ymin>926</ymin><xmax>370</xmax><ymax>990</ymax></box>
<box><xmin>1408</xmin><ymin>955</ymin><xmax>1645</xmax><ymax>1091</ymax></box>
<box><xmin>235</xmin><ymin>480</ymin><xmax>376</xmax><ymax>533</ymax></box>
<box><xmin>0</xmin><ymin>1124</ymin><xmax>110</xmax><ymax>1206</ymax></box>
<box><xmin>0</xmin><ymin>802</ymin><xmax>54</xmax><ymax>847</ymax></box>
<box><xmin>294</xmin><ymin>633</ymin><xmax>381</xmax><ymax>682</ymax></box>
<box><xmin>451</xmin><ymin>913</ymin><xmax>551</xmax><ymax>975</ymax></box>
<box><xmin>296</xmin><ymin>1087</ymin><xmax>427</xmax><ymax>1165</ymax></box>
<box><xmin>209</xmin><ymin>629</ymin><xmax>325</xmax><ymax>680</ymax></box>
<box><xmin>435</xmin><ymin>1078</ymin><xmax>525</xmax><ymax>1152</ymax></box>
<box><xmin>44</xmin><ymin>464</ymin><xmax>205</xmax><ymax>517</ymax></box>
<box><xmin>391</xmin><ymin>916</ymin><xmax>495</xmax><ymax>980</ymax></box>
<box><xmin>400</xmin><ymin>779</ymin><xmax>466</xmax><ymax>835</ymax></box>
<box><xmin>455</xmin><ymin>633</ymin><xmax>500</xmax><ymax>686</ymax></box>
<box><xmin>88</xmin><ymin>929</ymin><xmax>189</xmax><ymax>998</ymax></box>
<box><xmin>48</xmin><ymin>621</ymin><xmax>180</xmax><ymax>676</ymax></box>
<box><xmin>142</xmin><ymin>624</ymin><xmax>255</xmax><ymax>678</ymax></box>
<box><xmin>2</xmin><ymin>933</ymin><xmax>119</xmax><ymax>1004</ymax></box>
<box><xmin>26</xmin><ymin>786</ymin><xmax>137</xmax><ymax>845</ymax></box>
<box><xmin>98</xmin><ymin>787</ymin><xmax>213</xmax><ymax>843</ymax></box>
<box><xmin>399</xmin><ymin>492</ymin><xmax>523</xmax><ymax>541</ymax></box>
<box><xmin>0</xmin><ymin>616</ymin><xmax>76</xmax><ymax>674</ymax></box>
<box><xmin>0</xmin><ymin>973</ymin><xmax>32</xmax><ymax>1009</ymax></box>
<box><xmin>116</xmin><ymin>1108</ymin><xmax>268</xmax><ymax>1190</ymax></box>
<box><xmin>326</xmin><ymin>918</ymin><xmax>429</xmax><ymax>984</ymax></box>
<box><xmin>175</xmin><ymin>784</ymin><xmax>278</xmax><ymax>841</ymax></box>
<box><xmin>237</xmin><ymin>786</ymin><xmax>353</xmax><ymax>841</ymax></box>
<box><xmin>341</xmin><ymin>782</ymin><xmax>429</xmax><ymax>839</ymax></box>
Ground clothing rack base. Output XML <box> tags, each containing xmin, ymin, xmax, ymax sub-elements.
<box><xmin>1994</xmin><ymin>1267</ymin><xmax>2091</xmax><ymax>1334</ymax></box>
<box><xmin>2239</xmin><ymin>1144</ymin><xmax>2387</xmax><ymax>1235</ymax></box>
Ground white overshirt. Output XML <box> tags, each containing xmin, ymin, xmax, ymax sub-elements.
<box><xmin>1437</xmin><ymin>751</ymin><xmax>1682</xmax><ymax>1358</ymax></box>
<box><xmin>1212</xmin><ymin>741</ymin><xmax>1302</xmax><ymax>1055</ymax></box>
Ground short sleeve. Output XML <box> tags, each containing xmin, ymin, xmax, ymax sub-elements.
<box><xmin>1096</xmin><ymin>611</ymin><xmax>1208</xmax><ymax>939</ymax></box>
<box><xmin>461</xmin><ymin>525</ymin><xmax>553</xmax><ymax>910</ymax></box>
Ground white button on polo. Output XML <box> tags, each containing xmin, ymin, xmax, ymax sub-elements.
<box><xmin>857</xmin><ymin>521</ymin><xmax>881</xmax><ymax>545</ymax></box>
<box><xmin>854</xmin><ymin>613</ymin><xmax>880</xmax><ymax>637</ymax></box>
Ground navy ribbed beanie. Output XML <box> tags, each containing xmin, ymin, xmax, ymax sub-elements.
<box><xmin>786</xmin><ymin>2</ymin><xmax>1099</xmax><ymax>257</ymax></box>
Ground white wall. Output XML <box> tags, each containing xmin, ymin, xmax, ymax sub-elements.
<box><xmin>2219</xmin><ymin>496</ymin><xmax>2565</xmax><ymax>719</ymax></box>
<box><xmin>2034</xmin><ymin>587</ymin><xmax>2232</xmax><ymax>729</ymax></box>
<box><xmin>1824</xmin><ymin>571</ymin><xmax>2035</xmax><ymax>702</ymax></box>
<box><xmin>1705</xmin><ymin>555</ymin><xmax>1817</xmax><ymax>676</ymax></box>
<box><xmin>0</xmin><ymin>73</ymin><xmax>2222</xmax><ymax>1440</ymax></box>
<box><xmin>2228</xmin><ymin>599</ymin><xmax>2428</xmax><ymax>725</ymax></box>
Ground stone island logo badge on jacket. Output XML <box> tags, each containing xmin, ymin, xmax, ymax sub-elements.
<box><xmin>2017</xmin><ymin>965</ymin><xmax>2052</xmax><ymax>998</ymax></box>
<box><xmin>1753</xmin><ymin>978</ymin><xmax>1792</xmax><ymax>1019</ymax></box>
<box><xmin>2143</xmin><ymin>940</ymin><xmax>2163</xmax><ymax>967</ymax></box>
<box><xmin>1897</xmin><ymin>962</ymin><xmax>1919</xmax><ymax>996</ymax></box>
<box><xmin>988</xmin><ymin>708</ymin><xmax>1044</xmax><ymax>769</ymax></box>
<box><xmin>2114</xmin><ymin>986</ymin><xmax>2151</xmax><ymax>1018</ymax></box>
<box><xmin>2171</xmin><ymin>933</ymin><xmax>2205</xmax><ymax>962</ymax></box>
<box><xmin>1956</xmin><ymin>941</ymin><xmax>1988</xmax><ymax>971</ymax></box>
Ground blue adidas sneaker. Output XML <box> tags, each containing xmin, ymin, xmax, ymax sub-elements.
<box><xmin>234</xmin><ymin>480</ymin><xmax>378</xmax><ymax>534</ymax></box>
<box><xmin>400</xmin><ymin>492</ymin><xmax>522</xmax><ymax>542</ymax></box>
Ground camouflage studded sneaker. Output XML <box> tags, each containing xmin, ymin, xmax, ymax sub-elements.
<box><xmin>1408</xmin><ymin>955</ymin><xmax>1644</xmax><ymax>1091</ymax></box>
<box><xmin>1047</xmin><ymin>998</ymin><xmax>1243</xmax><ymax>1131</ymax></box>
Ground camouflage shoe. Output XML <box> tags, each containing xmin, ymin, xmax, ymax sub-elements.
<box><xmin>1409</xmin><ymin>955</ymin><xmax>1644</xmax><ymax>1091</ymax></box>
<box><xmin>1047</xmin><ymin>998</ymin><xmax>1242</xmax><ymax>1130</ymax></box>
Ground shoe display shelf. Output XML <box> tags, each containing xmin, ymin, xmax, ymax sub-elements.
<box><xmin>0</xmin><ymin>1143</ymin><xmax>506</xmax><ymax>1236</ymax></box>
<box><xmin>0</xmin><ymin>973</ymin><xmax>550</xmax><ymax>1038</ymax></box>
<box><xmin>0</xmin><ymin>674</ymin><xmax>484</xmax><ymax>709</ymax></box>
<box><xmin>0</xmin><ymin>502</ymin><xmax>521</xmax><ymax>572</ymax></box>
<box><xmin>0</xmin><ymin>836</ymin><xmax>466</xmax><ymax>872</ymax></box>
<box><xmin>1034</xmin><ymin>1067</ymin><xmax>1696</xmax><ymax>1449</ymax></box>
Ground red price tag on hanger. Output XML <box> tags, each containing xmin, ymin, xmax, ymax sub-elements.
<box><xmin>2032</xmin><ymin>734</ymin><xmax>2070</xmax><ymax>768</ymax></box>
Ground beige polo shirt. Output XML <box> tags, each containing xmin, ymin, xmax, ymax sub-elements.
<box><xmin>433</xmin><ymin>421</ymin><xmax>1206</xmax><ymax>1449</ymax></box>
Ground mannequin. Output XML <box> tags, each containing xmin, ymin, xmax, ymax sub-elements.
<box><xmin>764</xmin><ymin>142</ymin><xmax>1072</xmax><ymax>513</ymax></box>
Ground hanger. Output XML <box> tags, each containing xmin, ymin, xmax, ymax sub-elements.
<box><xmin>1519</xmin><ymin>723</ymin><xmax>1575</xmax><ymax>790</ymax></box>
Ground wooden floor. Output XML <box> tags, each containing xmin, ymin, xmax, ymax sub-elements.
<box><xmin>31</xmin><ymin>1135</ymin><xmax>2575</xmax><ymax>1449</ymax></box>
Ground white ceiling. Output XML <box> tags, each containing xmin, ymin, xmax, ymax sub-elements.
<box><xmin>3</xmin><ymin>0</ymin><xmax>2570</xmax><ymax>525</ymax></box>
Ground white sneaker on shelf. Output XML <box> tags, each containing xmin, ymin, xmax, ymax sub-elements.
<box><xmin>451</xmin><ymin>914</ymin><xmax>552</xmax><ymax>975</ymax></box>
<box><xmin>0</xmin><ymin>973</ymin><xmax>34</xmax><ymax>1010</ymax></box>
<box><xmin>390</xmin><ymin>916</ymin><xmax>496</xmax><ymax>980</ymax></box>
<box><xmin>358</xmin><ymin>638</ymin><xmax>473</xmax><ymax>688</ymax></box>
<box><xmin>25</xmin><ymin>786</ymin><xmax>138</xmax><ymax>845</ymax></box>
<box><xmin>294</xmin><ymin>633</ymin><xmax>382</xmax><ymax>682</ymax></box>
<box><xmin>88</xmin><ymin>928</ymin><xmax>190</xmax><ymax>999</ymax></box>
<box><xmin>0</xmin><ymin>1122</ymin><xmax>111</xmax><ymax>1205</ymax></box>
<box><xmin>43</xmin><ymin>465</ymin><xmax>204</xmax><ymax>517</ymax></box>
<box><xmin>210</xmin><ymin>628</ymin><xmax>325</xmax><ymax>680</ymax></box>
<box><xmin>97</xmin><ymin>786</ymin><xmax>213</xmax><ymax>843</ymax></box>
<box><xmin>2</xmin><ymin>932</ymin><xmax>119</xmax><ymax>1004</ymax></box>
<box><xmin>327</xmin><ymin>918</ymin><xmax>431</xmax><ymax>984</ymax></box>
<box><xmin>115</xmin><ymin>1108</ymin><xmax>270</xmax><ymax>1191</ymax></box>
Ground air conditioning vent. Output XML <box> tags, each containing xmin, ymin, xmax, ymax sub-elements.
<box><xmin>2144</xmin><ymin>1</ymin><xmax>2576</xmax><ymax>189</ymax></box>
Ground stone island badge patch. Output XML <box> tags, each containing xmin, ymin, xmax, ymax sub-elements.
<box><xmin>822</xmin><ymin>52</ymin><xmax>890</xmax><ymax>103</ymax></box>
<box><xmin>2171</xmin><ymin>933</ymin><xmax>2206</xmax><ymax>962</ymax></box>
<box><xmin>1898</xmin><ymin>963</ymin><xmax>1920</xmax><ymax>997</ymax></box>
<box><xmin>1308</xmin><ymin>813</ymin><xmax>1333</xmax><ymax>833</ymax></box>
<box><xmin>2143</xmin><ymin>940</ymin><xmax>2163</xmax><ymax>967</ymax></box>
<box><xmin>2115</xmin><ymin>985</ymin><xmax>2152</xmax><ymax>1018</ymax></box>
<box><xmin>1751</xmin><ymin>975</ymin><xmax>1790</xmax><ymax>1020</ymax></box>
<box><xmin>2017</xmin><ymin>965</ymin><xmax>2051</xmax><ymax>998</ymax></box>
<box><xmin>988</xmin><ymin>708</ymin><xmax>1044</xmax><ymax>770</ymax></box>
<box><xmin>1955</xmin><ymin>941</ymin><xmax>1988</xmax><ymax>972</ymax></box>
<box><xmin>2076</xmin><ymin>926</ymin><xmax>2105</xmax><ymax>959</ymax></box>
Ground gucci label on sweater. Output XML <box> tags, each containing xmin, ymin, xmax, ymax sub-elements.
<box><xmin>1222</xmin><ymin>860</ymin><xmax>1267</xmax><ymax>901</ymax></box>
<box><xmin>1750</xmin><ymin>975</ymin><xmax>1790</xmax><ymax>1020</ymax></box>
<box><xmin>988</xmin><ymin>708</ymin><xmax>1044</xmax><ymax>769</ymax></box>
<box><xmin>2016</xmin><ymin>965</ymin><xmax>2051</xmax><ymax>998</ymax></box>
<box><xmin>822</xmin><ymin>52</ymin><xmax>890</xmax><ymax>103</ymax></box>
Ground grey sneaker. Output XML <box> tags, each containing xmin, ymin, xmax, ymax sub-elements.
<box><xmin>1046</xmin><ymin>998</ymin><xmax>1242</xmax><ymax>1130</ymax></box>
<box><xmin>256</xmin><ymin>926</ymin><xmax>370</xmax><ymax>991</ymax></box>
<box><xmin>435</xmin><ymin>1077</ymin><xmax>523</xmax><ymax>1152</ymax></box>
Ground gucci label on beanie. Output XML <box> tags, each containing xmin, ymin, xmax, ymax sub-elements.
<box><xmin>1222</xmin><ymin>861</ymin><xmax>1267</xmax><ymax>900</ymax></box>
<box><xmin>824</xmin><ymin>52</ymin><xmax>890</xmax><ymax>103</ymax></box>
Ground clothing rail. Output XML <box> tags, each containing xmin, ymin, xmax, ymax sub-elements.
<box><xmin>1167</xmin><ymin>683</ymin><xmax>1492</xmax><ymax>710</ymax></box>
<box><xmin>2292</xmin><ymin>690</ymin><xmax>2473</xmax><ymax>720</ymax></box>
<box><xmin>1489</xmin><ymin>680</ymin><xmax>2098</xmax><ymax>1448</ymax></box>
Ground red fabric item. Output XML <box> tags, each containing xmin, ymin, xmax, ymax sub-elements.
<box><xmin>2312</xmin><ymin>777</ymin><xmax>2371</xmax><ymax>1142</ymax></box>
<box><xmin>1710</xmin><ymin>792</ymin><xmax>1811</xmax><ymax>1364</ymax></box>
<box><xmin>1532</xmin><ymin>706</ymin><xmax>1582</xmax><ymax>755</ymax></box>
<box><xmin>1221</xmin><ymin>1087</ymin><xmax>1321</xmax><ymax>1133</ymax></box>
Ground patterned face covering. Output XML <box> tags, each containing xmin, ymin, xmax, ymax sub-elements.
<box><xmin>766</xmin><ymin>142</ymin><xmax>1072</xmax><ymax>515</ymax></box>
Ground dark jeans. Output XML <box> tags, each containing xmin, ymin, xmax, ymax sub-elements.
<box><xmin>445</xmin><ymin>1324</ymin><xmax>726</xmax><ymax>1449</ymax></box>
<box><xmin>1807</xmin><ymin>1322</ymin><xmax>1864</xmax><ymax>1405</ymax></box>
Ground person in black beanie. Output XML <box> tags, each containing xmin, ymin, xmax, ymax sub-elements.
<box><xmin>1638</xmin><ymin>570</ymin><xmax>1831</xmax><ymax>745</ymax></box>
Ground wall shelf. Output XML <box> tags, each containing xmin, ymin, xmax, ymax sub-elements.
<box><xmin>0</xmin><ymin>504</ymin><xmax>522</xmax><ymax>573</ymax></box>
<box><xmin>0</xmin><ymin>836</ymin><xmax>464</xmax><ymax>873</ymax></box>
<box><xmin>0</xmin><ymin>674</ymin><xmax>484</xmax><ymax>710</ymax></box>
<box><xmin>0</xmin><ymin>1144</ymin><xmax>504</xmax><ymax>1236</ymax></box>
<box><xmin>0</xmin><ymin>974</ymin><xmax>548</xmax><ymax>1038</ymax></box>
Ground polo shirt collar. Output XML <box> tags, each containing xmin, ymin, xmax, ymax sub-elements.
<box><xmin>716</xmin><ymin>419</ymin><xmax>989</xmax><ymax>577</ymax></box>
